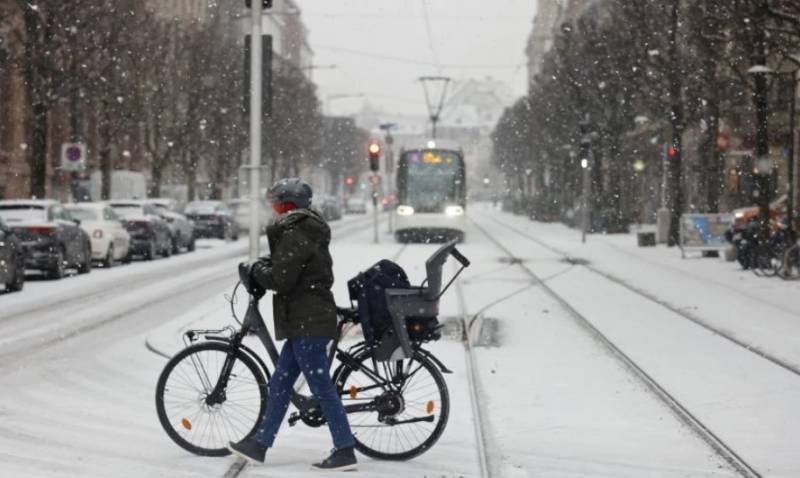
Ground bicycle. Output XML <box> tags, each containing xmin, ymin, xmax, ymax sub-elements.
<box><xmin>155</xmin><ymin>240</ymin><xmax>470</xmax><ymax>461</ymax></box>
<box><xmin>777</xmin><ymin>238</ymin><xmax>800</xmax><ymax>279</ymax></box>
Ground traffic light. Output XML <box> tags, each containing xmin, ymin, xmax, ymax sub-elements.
<box><xmin>667</xmin><ymin>146</ymin><xmax>678</xmax><ymax>158</ymax></box>
<box><xmin>345</xmin><ymin>176</ymin><xmax>354</xmax><ymax>186</ymax></box>
<box><xmin>368</xmin><ymin>140</ymin><xmax>381</xmax><ymax>172</ymax></box>
<box><xmin>245</xmin><ymin>0</ymin><xmax>272</xmax><ymax>8</ymax></box>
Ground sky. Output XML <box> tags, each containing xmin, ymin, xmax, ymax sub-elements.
<box><xmin>297</xmin><ymin>0</ymin><xmax>538</xmax><ymax>118</ymax></box>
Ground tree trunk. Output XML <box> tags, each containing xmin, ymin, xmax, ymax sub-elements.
<box><xmin>666</xmin><ymin>0</ymin><xmax>685</xmax><ymax>246</ymax></box>
<box><xmin>209</xmin><ymin>156</ymin><xmax>226</xmax><ymax>200</ymax></box>
<box><xmin>751</xmin><ymin>0</ymin><xmax>771</xmax><ymax>242</ymax></box>
<box><xmin>701</xmin><ymin>103</ymin><xmax>722</xmax><ymax>212</ymax></box>
<box><xmin>186</xmin><ymin>150</ymin><xmax>197</xmax><ymax>201</ymax></box>
<box><xmin>29</xmin><ymin>101</ymin><xmax>49</xmax><ymax>199</ymax></box>
<box><xmin>98</xmin><ymin>99</ymin><xmax>113</xmax><ymax>200</ymax></box>
<box><xmin>150</xmin><ymin>161</ymin><xmax>163</xmax><ymax>198</ymax></box>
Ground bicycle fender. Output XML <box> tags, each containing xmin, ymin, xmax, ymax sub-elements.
<box><xmin>204</xmin><ymin>337</ymin><xmax>272</xmax><ymax>381</ymax></box>
<box><xmin>416</xmin><ymin>348</ymin><xmax>453</xmax><ymax>374</ymax></box>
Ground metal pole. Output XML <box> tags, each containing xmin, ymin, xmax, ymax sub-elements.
<box><xmin>372</xmin><ymin>183</ymin><xmax>379</xmax><ymax>244</ymax></box>
<box><xmin>248</xmin><ymin>1</ymin><xmax>263</xmax><ymax>260</ymax></box>
<box><xmin>788</xmin><ymin>71</ymin><xmax>797</xmax><ymax>242</ymax></box>
<box><xmin>581</xmin><ymin>160</ymin><xmax>590</xmax><ymax>243</ymax></box>
<box><xmin>579</xmin><ymin>116</ymin><xmax>591</xmax><ymax>243</ymax></box>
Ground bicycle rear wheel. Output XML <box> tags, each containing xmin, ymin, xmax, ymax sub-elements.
<box><xmin>155</xmin><ymin>341</ymin><xmax>267</xmax><ymax>456</ymax></box>
<box><xmin>333</xmin><ymin>350</ymin><xmax>449</xmax><ymax>461</ymax></box>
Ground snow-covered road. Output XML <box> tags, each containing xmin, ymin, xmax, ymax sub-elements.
<box><xmin>1</xmin><ymin>206</ymin><xmax>797</xmax><ymax>478</ymax></box>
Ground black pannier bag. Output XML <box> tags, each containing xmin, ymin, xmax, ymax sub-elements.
<box><xmin>347</xmin><ymin>260</ymin><xmax>410</xmax><ymax>346</ymax></box>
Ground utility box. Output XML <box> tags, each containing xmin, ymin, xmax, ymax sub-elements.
<box><xmin>656</xmin><ymin>207</ymin><xmax>671</xmax><ymax>244</ymax></box>
<box><xmin>637</xmin><ymin>231</ymin><xmax>656</xmax><ymax>247</ymax></box>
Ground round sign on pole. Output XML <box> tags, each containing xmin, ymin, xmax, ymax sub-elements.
<box><xmin>61</xmin><ymin>143</ymin><xmax>86</xmax><ymax>171</ymax></box>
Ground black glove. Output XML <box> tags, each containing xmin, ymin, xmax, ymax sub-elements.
<box><xmin>258</xmin><ymin>255</ymin><xmax>272</xmax><ymax>267</ymax></box>
<box><xmin>249</xmin><ymin>259</ymin><xmax>273</xmax><ymax>290</ymax></box>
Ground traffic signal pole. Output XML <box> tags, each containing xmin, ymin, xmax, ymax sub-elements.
<box><xmin>248</xmin><ymin>0</ymin><xmax>263</xmax><ymax>260</ymax></box>
<box><xmin>368</xmin><ymin>140</ymin><xmax>382</xmax><ymax>244</ymax></box>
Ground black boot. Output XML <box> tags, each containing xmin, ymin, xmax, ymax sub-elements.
<box><xmin>228</xmin><ymin>438</ymin><xmax>268</xmax><ymax>464</ymax></box>
<box><xmin>312</xmin><ymin>447</ymin><xmax>358</xmax><ymax>471</ymax></box>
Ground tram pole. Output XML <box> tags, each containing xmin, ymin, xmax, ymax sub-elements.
<box><xmin>248</xmin><ymin>0</ymin><xmax>263</xmax><ymax>260</ymax></box>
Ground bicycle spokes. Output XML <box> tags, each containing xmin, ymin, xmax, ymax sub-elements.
<box><xmin>157</xmin><ymin>345</ymin><xmax>265</xmax><ymax>456</ymax></box>
<box><xmin>337</xmin><ymin>353</ymin><xmax>449</xmax><ymax>460</ymax></box>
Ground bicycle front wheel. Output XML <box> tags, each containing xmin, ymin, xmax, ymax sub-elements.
<box><xmin>155</xmin><ymin>341</ymin><xmax>267</xmax><ymax>457</ymax></box>
<box><xmin>333</xmin><ymin>350</ymin><xmax>450</xmax><ymax>461</ymax></box>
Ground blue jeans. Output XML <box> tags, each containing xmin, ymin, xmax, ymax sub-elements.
<box><xmin>254</xmin><ymin>337</ymin><xmax>355</xmax><ymax>450</ymax></box>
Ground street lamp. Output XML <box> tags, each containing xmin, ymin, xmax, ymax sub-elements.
<box><xmin>748</xmin><ymin>64</ymin><xmax>774</xmax><ymax>245</ymax></box>
<box><xmin>748</xmin><ymin>64</ymin><xmax>800</xmax><ymax>243</ymax></box>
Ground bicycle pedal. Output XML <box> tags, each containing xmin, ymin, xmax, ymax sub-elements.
<box><xmin>288</xmin><ymin>413</ymin><xmax>300</xmax><ymax>427</ymax></box>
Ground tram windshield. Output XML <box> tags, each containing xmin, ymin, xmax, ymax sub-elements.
<box><xmin>399</xmin><ymin>149</ymin><xmax>464</xmax><ymax>212</ymax></box>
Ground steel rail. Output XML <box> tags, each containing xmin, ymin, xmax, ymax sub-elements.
<box><xmin>470</xmin><ymin>216</ymin><xmax>763</xmax><ymax>478</ymax></box>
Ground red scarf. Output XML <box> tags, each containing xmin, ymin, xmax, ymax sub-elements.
<box><xmin>272</xmin><ymin>201</ymin><xmax>297</xmax><ymax>215</ymax></box>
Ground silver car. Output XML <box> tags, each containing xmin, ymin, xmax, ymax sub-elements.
<box><xmin>145</xmin><ymin>199</ymin><xmax>195</xmax><ymax>253</ymax></box>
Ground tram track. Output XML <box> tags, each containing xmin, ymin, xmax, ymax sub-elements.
<box><xmin>469</xmin><ymin>215</ymin><xmax>763</xmax><ymax>478</ymax></box>
<box><xmin>481</xmin><ymin>212</ymin><xmax>800</xmax><ymax>379</ymax></box>
<box><xmin>455</xmin><ymin>270</ymin><xmax>493</xmax><ymax>478</ymax></box>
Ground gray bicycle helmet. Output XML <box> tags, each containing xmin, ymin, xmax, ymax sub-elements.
<box><xmin>268</xmin><ymin>178</ymin><xmax>313</xmax><ymax>209</ymax></box>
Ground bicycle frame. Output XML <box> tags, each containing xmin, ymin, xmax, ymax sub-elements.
<box><xmin>196</xmin><ymin>291</ymin><xmax>437</xmax><ymax>422</ymax></box>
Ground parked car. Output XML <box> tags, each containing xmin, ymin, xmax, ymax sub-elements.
<box><xmin>345</xmin><ymin>196</ymin><xmax>368</xmax><ymax>214</ymax></box>
<box><xmin>185</xmin><ymin>201</ymin><xmax>239</xmax><ymax>240</ymax></box>
<box><xmin>0</xmin><ymin>199</ymin><xmax>92</xmax><ymax>279</ymax></box>
<box><xmin>64</xmin><ymin>203</ymin><xmax>131</xmax><ymax>267</ymax></box>
<box><xmin>319</xmin><ymin>195</ymin><xmax>343</xmax><ymax>221</ymax></box>
<box><xmin>227</xmin><ymin>198</ymin><xmax>271</xmax><ymax>234</ymax></box>
<box><xmin>145</xmin><ymin>199</ymin><xmax>195</xmax><ymax>253</ymax></box>
<box><xmin>108</xmin><ymin>201</ymin><xmax>172</xmax><ymax>260</ymax></box>
<box><xmin>0</xmin><ymin>216</ymin><xmax>25</xmax><ymax>291</ymax></box>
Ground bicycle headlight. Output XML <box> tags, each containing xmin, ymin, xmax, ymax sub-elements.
<box><xmin>397</xmin><ymin>205</ymin><xmax>415</xmax><ymax>216</ymax></box>
<box><xmin>445</xmin><ymin>206</ymin><xmax>464</xmax><ymax>217</ymax></box>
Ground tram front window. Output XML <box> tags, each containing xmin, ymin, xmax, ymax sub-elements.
<box><xmin>403</xmin><ymin>150</ymin><xmax>462</xmax><ymax>212</ymax></box>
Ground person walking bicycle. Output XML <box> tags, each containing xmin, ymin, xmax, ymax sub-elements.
<box><xmin>228</xmin><ymin>178</ymin><xmax>356</xmax><ymax>471</ymax></box>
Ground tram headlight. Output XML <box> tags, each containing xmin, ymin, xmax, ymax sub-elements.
<box><xmin>445</xmin><ymin>205</ymin><xmax>464</xmax><ymax>217</ymax></box>
<box><xmin>397</xmin><ymin>205</ymin><xmax>415</xmax><ymax>216</ymax></box>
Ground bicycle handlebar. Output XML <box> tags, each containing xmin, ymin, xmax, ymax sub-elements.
<box><xmin>449</xmin><ymin>247</ymin><xmax>470</xmax><ymax>267</ymax></box>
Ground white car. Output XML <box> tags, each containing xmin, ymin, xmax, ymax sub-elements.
<box><xmin>227</xmin><ymin>198</ymin><xmax>271</xmax><ymax>234</ymax></box>
<box><xmin>345</xmin><ymin>197</ymin><xmax>368</xmax><ymax>214</ymax></box>
<box><xmin>65</xmin><ymin>203</ymin><xmax>131</xmax><ymax>267</ymax></box>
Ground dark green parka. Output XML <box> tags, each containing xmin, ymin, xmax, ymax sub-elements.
<box><xmin>252</xmin><ymin>208</ymin><xmax>337</xmax><ymax>340</ymax></box>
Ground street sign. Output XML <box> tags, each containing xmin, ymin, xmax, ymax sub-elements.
<box><xmin>61</xmin><ymin>143</ymin><xmax>86</xmax><ymax>171</ymax></box>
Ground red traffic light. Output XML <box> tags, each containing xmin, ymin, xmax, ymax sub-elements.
<box><xmin>667</xmin><ymin>146</ymin><xmax>678</xmax><ymax>158</ymax></box>
<box><xmin>345</xmin><ymin>176</ymin><xmax>354</xmax><ymax>186</ymax></box>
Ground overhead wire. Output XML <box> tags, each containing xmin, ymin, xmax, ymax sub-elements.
<box><xmin>314</xmin><ymin>45</ymin><xmax>522</xmax><ymax>69</ymax></box>
<box><xmin>420</xmin><ymin>0</ymin><xmax>442</xmax><ymax>74</ymax></box>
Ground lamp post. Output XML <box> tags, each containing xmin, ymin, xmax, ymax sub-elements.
<box><xmin>247</xmin><ymin>0</ymin><xmax>263</xmax><ymax>260</ymax></box>
<box><xmin>579</xmin><ymin>115</ymin><xmax>593</xmax><ymax>243</ymax></box>
<box><xmin>748</xmin><ymin>64</ymin><xmax>773</xmax><ymax>246</ymax></box>
<box><xmin>748</xmin><ymin>64</ymin><xmax>800</xmax><ymax>243</ymax></box>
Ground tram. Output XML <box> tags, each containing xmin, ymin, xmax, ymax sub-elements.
<box><xmin>394</xmin><ymin>140</ymin><xmax>466</xmax><ymax>242</ymax></box>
